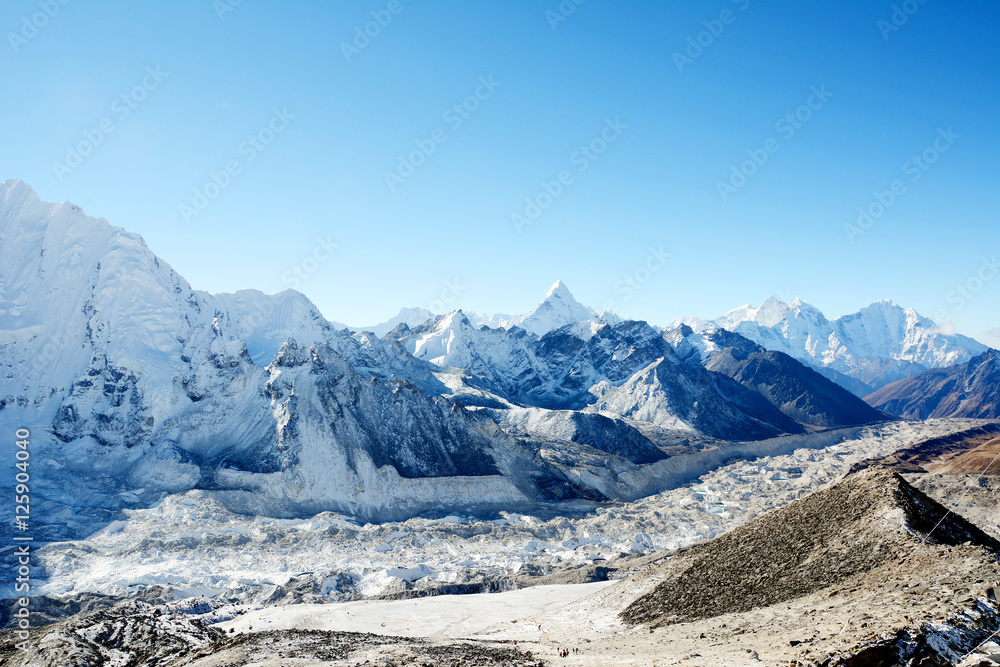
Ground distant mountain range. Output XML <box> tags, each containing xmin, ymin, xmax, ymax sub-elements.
<box><xmin>707</xmin><ymin>296</ymin><xmax>988</xmax><ymax>396</ymax></box>
<box><xmin>354</xmin><ymin>283</ymin><xmax>987</xmax><ymax>400</ymax></box>
<box><xmin>0</xmin><ymin>179</ymin><xmax>994</xmax><ymax>538</ymax></box>
<box><xmin>865</xmin><ymin>349</ymin><xmax>1000</xmax><ymax>419</ymax></box>
<box><xmin>336</xmin><ymin>279</ymin><xmax>617</xmax><ymax>338</ymax></box>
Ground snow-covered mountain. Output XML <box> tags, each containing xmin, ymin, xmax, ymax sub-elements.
<box><xmin>492</xmin><ymin>280</ymin><xmax>603</xmax><ymax>335</ymax></box>
<box><xmin>351</xmin><ymin>280</ymin><xmax>615</xmax><ymax>340</ymax></box>
<box><xmin>667</xmin><ymin>326</ymin><xmax>889</xmax><ymax>428</ymax></box>
<box><xmin>714</xmin><ymin>295</ymin><xmax>794</xmax><ymax>329</ymax></box>
<box><xmin>3</xmin><ymin>180</ymin><xmax>530</xmax><ymax>532</ymax></box>
<box><xmin>10</xmin><ymin>180</ymin><xmax>972</xmax><ymax>544</ymax></box>
<box><xmin>711</xmin><ymin>297</ymin><xmax>988</xmax><ymax>395</ymax></box>
<box><xmin>342</xmin><ymin>307</ymin><xmax>436</xmax><ymax>338</ymax></box>
<box><xmin>388</xmin><ymin>313</ymin><xmax>892</xmax><ymax>440</ymax></box>
<box><xmin>5</xmin><ymin>180</ymin><xmax>883</xmax><ymax>542</ymax></box>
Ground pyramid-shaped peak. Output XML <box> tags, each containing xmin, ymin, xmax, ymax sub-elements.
<box><xmin>516</xmin><ymin>281</ymin><xmax>595</xmax><ymax>336</ymax></box>
<box><xmin>545</xmin><ymin>279</ymin><xmax>575</xmax><ymax>300</ymax></box>
<box><xmin>437</xmin><ymin>309</ymin><xmax>472</xmax><ymax>328</ymax></box>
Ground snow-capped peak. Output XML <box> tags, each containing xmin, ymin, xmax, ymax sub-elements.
<box><xmin>545</xmin><ymin>279</ymin><xmax>572</xmax><ymax>300</ymax></box>
<box><xmin>518</xmin><ymin>280</ymin><xmax>595</xmax><ymax>336</ymax></box>
<box><xmin>753</xmin><ymin>296</ymin><xmax>791</xmax><ymax>327</ymax></box>
<box><xmin>716</xmin><ymin>296</ymin><xmax>790</xmax><ymax>329</ymax></box>
<box><xmin>342</xmin><ymin>306</ymin><xmax>436</xmax><ymax>338</ymax></box>
<box><xmin>714</xmin><ymin>295</ymin><xmax>988</xmax><ymax>394</ymax></box>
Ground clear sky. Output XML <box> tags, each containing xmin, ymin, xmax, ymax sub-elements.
<box><xmin>2</xmin><ymin>0</ymin><xmax>998</xmax><ymax>345</ymax></box>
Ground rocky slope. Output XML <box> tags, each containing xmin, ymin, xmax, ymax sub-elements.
<box><xmin>866</xmin><ymin>348</ymin><xmax>1000</xmax><ymax>419</ymax></box>
<box><xmin>619</xmin><ymin>466</ymin><xmax>1000</xmax><ymax>626</ymax></box>
<box><xmin>0</xmin><ymin>614</ymin><xmax>544</xmax><ymax>667</ymax></box>
<box><xmin>846</xmin><ymin>422</ymin><xmax>1000</xmax><ymax>475</ymax></box>
<box><xmin>668</xmin><ymin>325</ymin><xmax>891</xmax><ymax>428</ymax></box>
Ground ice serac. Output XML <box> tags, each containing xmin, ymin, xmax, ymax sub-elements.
<box><xmin>865</xmin><ymin>348</ymin><xmax>1000</xmax><ymax>419</ymax></box>
<box><xmin>716</xmin><ymin>297</ymin><xmax>987</xmax><ymax>395</ymax></box>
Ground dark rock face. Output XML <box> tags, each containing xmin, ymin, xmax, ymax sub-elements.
<box><xmin>620</xmin><ymin>467</ymin><xmax>1000</xmax><ymax>627</ymax></box>
<box><xmin>598</xmin><ymin>354</ymin><xmax>807</xmax><ymax>440</ymax></box>
<box><xmin>269</xmin><ymin>340</ymin><xmax>504</xmax><ymax>479</ymax></box>
<box><xmin>53</xmin><ymin>355</ymin><xmax>153</xmax><ymax>448</ymax></box>
<box><xmin>561</xmin><ymin>411</ymin><xmax>667</xmax><ymax>465</ymax></box>
<box><xmin>697</xmin><ymin>328</ymin><xmax>892</xmax><ymax>428</ymax></box>
<box><xmin>865</xmin><ymin>349</ymin><xmax>1000</xmax><ymax>419</ymax></box>
<box><xmin>1</xmin><ymin>599</ymin><xmax>224</xmax><ymax>667</ymax></box>
<box><xmin>0</xmin><ymin>605</ymin><xmax>545</xmax><ymax>667</ymax></box>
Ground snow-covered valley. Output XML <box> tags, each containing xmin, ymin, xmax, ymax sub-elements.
<box><xmin>3</xmin><ymin>180</ymin><xmax>1000</xmax><ymax>666</ymax></box>
<box><xmin>29</xmin><ymin>419</ymin><xmax>989</xmax><ymax>603</ymax></box>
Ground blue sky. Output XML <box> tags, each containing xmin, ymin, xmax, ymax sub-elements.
<box><xmin>2</xmin><ymin>0</ymin><xmax>998</xmax><ymax>345</ymax></box>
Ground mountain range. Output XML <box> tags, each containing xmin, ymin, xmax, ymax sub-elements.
<box><xmin>708</xmin><ymin>296</ymin><xmax>988</xmax><ymax>395</ymax></box>
<box><xmin>865</xmin><ymin>348</ymin><xmax>1000</xmax><ymax>419</ymax></box>
<box><xmin>0</xmin><ymin>179</ymin><xmax>995</xmax><ymax>538</ymax></box>
<box><xmin>355</xmin><ymin>279</ymin><xmax>987</xmax><ymax>401</ymax></box>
